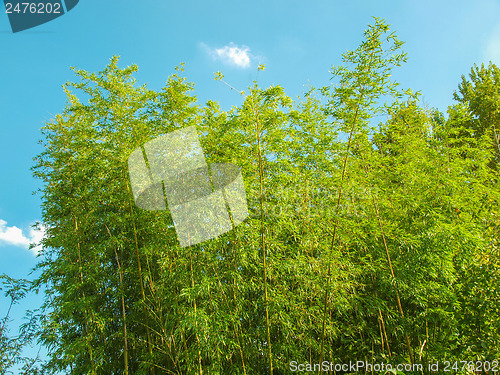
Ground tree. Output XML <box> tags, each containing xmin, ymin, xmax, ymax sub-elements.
<box><xmin>28</xmin><ymin>19</ymin><xmax>499</xmax><ymax>375</ymax></box>
<box><xmin>0</xmin><ymin>274</ymin><xmax>43</xmax><ymax>374</ymax></box>
<box><xmin>452</xmin><ymin>62</ymin><xmax>500</xmax><ymax>168</ymax></box>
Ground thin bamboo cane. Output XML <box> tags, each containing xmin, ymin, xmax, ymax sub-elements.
<box><xmin>371</xmin><ymin>197</ymin><xmax>414</xmax><ymax>364</ymax></box>
<box><xmin>318</xmin><ymin>100</ymin><xmax>362</xmax><ymax>370</ymax></box>
<box><xmin>250</xmin><ymin>93</ymin><xmax>273</xmax><ymax>374</ymax></box>
<box><xmin>189</xmin><ymin>257</ymin><xmax>203</xmax><ymax>375</ymax></box>
<box><xmin>105</xmin><ymin>224</ymin><xmax>130</xmax><ymax>374</ymax></box>
<box><xmin>74</xmin><ymin>217</ymin><xmax>96</xmax><ymax>375</ymax></box>
<box><xmin>125</xmin><ymin>172</ymin><xmax>156</xmax><ymax>374</ymax></box>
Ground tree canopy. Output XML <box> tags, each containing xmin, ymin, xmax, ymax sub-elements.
<box><xmin>1</xmin><ymin>18</ymin><xmax>499</xmax><ymax>375</ymax></box>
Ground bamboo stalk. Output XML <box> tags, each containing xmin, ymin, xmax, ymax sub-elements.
<box><xmin>376</xmin><ymin>308</ymin><xmax>385</xmax><ymax>354</ymax></box>
<box><xmin>371</xmin><ymin>197</ymin><xmax>414</xmax><ymax>364</ymax></box>
<box><xmin>250</xmin><ymin>92</ymin><xmax>273</xmax><ymax>374</ymax></box>
<box><xmin>190</xmin><ymin>256</ymin><xmax>203</xmax><ymax>375</ymax></box>
<box><xmin>318</xmin><ymin>100</ymin><xmax>362</xmax><ymax>370</ymax></box>
<box><xmin>210</xmin><ymin>263</ymin><xmax>247</xmax><ymax>375</ymax></box>
<box><xmin>210</xmin><ymin>149</ymin><xmax>248</xmax><ymax>374</ymax></box>
<box><xmin>115</xmin><ymin>247</ymin><xmax>130</xmax><ymax>375</ymax></box>
<box><xmin>74</xmin><ymin>217</ymin><xmax>96</xmax><ymax>375</ymax></box>
<box><xmin>126</xmin><ymin>173</ymin><xmax>156</xmax><ymax>374</ymax></box>
<box><xmin>379</xmin><ymin>307</ymin><xmax>391</xmax><ymax>357</ymax></box>
<box><xmin>0</xmin><ymin>300</ymin><xmax>13</xmax><ymax>339</ymax></box>
<box><xmin>106</xmin><ymin>224</ymin><xmax>130</xmax><ymax>374</ymax></box>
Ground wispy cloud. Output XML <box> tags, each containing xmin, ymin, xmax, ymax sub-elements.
<box><xmin>202</xmin><ymin>42</ymin><xmax>253</xmax><ymax>68</ymax></box>
<box><xmin>0</xmin><ymin>219</ymin><xmax>46</xmax><ymax>256</ymax></box>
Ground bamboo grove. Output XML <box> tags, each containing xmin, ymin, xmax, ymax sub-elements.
<box><xmin>2</xmin><ymin>18</ymin><xmax>499</xmax><ymax>374</ymax></box>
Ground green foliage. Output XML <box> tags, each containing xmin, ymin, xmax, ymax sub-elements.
<box><xmin>453</xmin><ymin>62</ymin><xmax>500</xmax><ymax>164</ymax></box>
<box><xmin>5</xmin><ymin>18</ymin><xmax>495</xmax><ymax>375</ymax></box>
<box><xmin>0</xmin><ymin>275</ymin><xmax>43</xmax><ymax>374</ymax></box>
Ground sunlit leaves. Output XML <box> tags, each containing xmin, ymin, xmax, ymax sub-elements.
<box><xmin>24</xmin><ymin>20</ymin><xmax>500</xmax><ymax>375</ymax></box>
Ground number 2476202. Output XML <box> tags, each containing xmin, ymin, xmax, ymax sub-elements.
<box><xmin>5</xmin><ymin>2</ymin><xmax>62</xmax><ymax>14</ymax></box>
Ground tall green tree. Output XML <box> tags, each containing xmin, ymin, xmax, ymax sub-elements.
<box><xmin>29</xmin><ymin>19</ymin><xmax>499</xmax><ymax>375</ymax></box>
<box><xmin>452</xmin><ymin>62</ymin><xmax>500</xmax><ymax>168</ymax></box>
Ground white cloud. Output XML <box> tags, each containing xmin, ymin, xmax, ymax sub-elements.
<box><xmin>0</xmin><ymin>219</ymin><xmax>46</xmax><ymax>256</ymax></box>
<box><xmin>484</xmin><ymin>23</ymin><xmax>500</xmax><ymax>65</ymax></box>
<box><xmin>203</xmin><ymin>42</ymin><xmax>252</xmax><ymax>68</ymax></box>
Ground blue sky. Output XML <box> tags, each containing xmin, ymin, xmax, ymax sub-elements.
<box><xmin>1</xmin><ymin>0</ymin><xmax>500</xmax><ymax>367</ymax></box>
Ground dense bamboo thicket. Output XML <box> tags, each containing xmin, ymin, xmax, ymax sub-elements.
<box><xmin>2</xmin><ymin>18</ymin><xmax>498</xmax><ymax>374</ymax></box>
